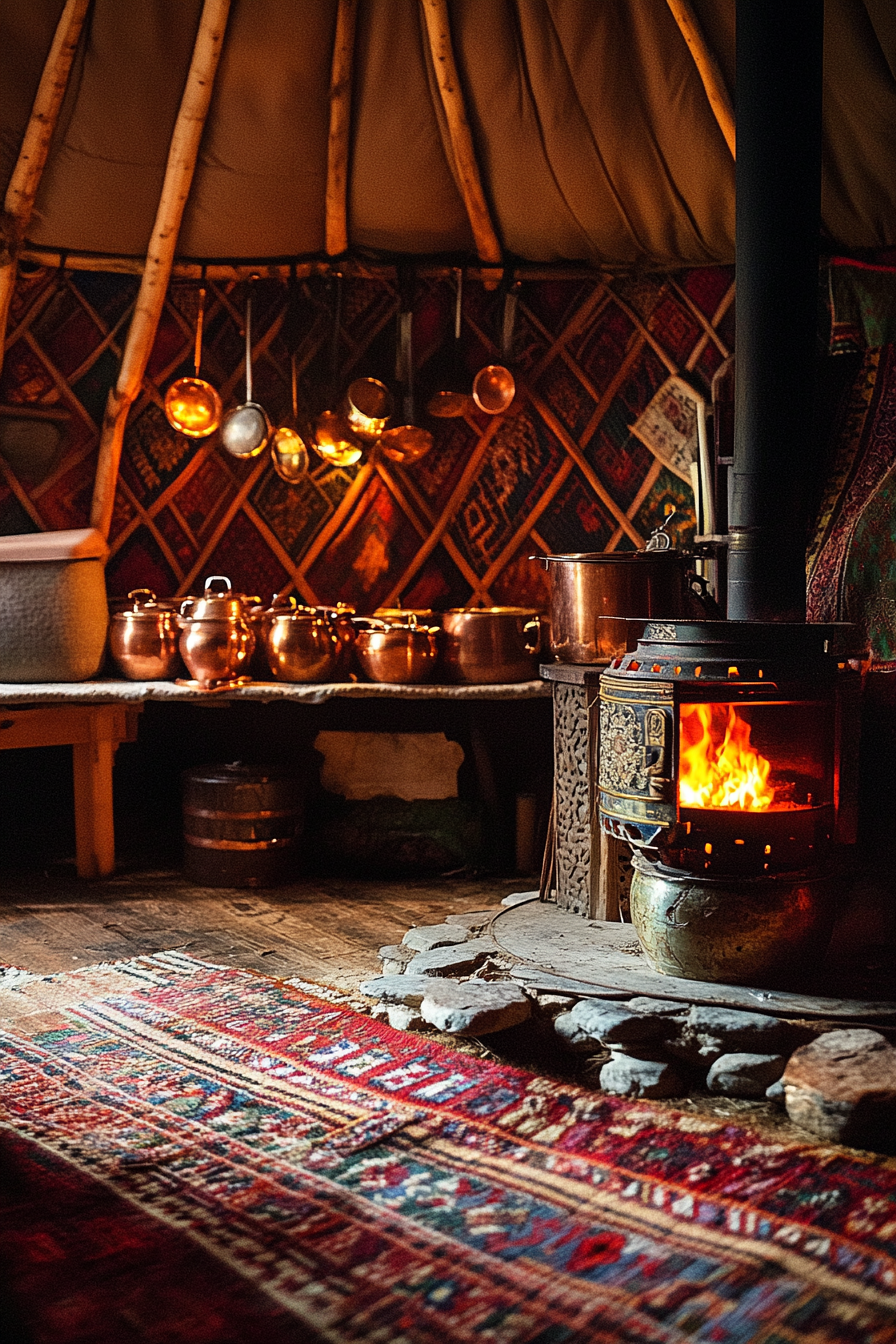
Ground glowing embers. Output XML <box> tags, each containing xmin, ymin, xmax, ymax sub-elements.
<box><xmin>679</xmin><ymin>702</ymin><xmax>779</xmax><ymax>812</ymax></box>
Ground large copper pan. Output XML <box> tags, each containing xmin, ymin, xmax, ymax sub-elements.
<box><xmin>536</xmin><ymin>551</ymin><xmax>718</xmax><ymax>664</ymax></box>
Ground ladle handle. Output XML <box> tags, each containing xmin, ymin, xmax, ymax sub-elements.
<box><xmin>453</xmin><ymin>267</ymin><xmax>463</xmax><ymax>342</ymax></box>
<box><xmin>194</xmin><ymin>285</ymin><xmax>206</xmax><ymax>376</ymax></box>
<box><xmin>244</xmin><ymin>280</ymin><xmax>254</xmax><ymax>402</ymax></box>
<box><xmin>501</xmin><ymin>284</ymin><xmax>519</xmax><ymax>363</ymax></box>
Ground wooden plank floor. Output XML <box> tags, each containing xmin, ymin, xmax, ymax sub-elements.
<box><xmin>0</xmin><ymin>866</ymin><xmax>528</xmax><ymax>991</ymax></box>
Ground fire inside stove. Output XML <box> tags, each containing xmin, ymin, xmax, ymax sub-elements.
<box><xmin>596</xmin><ymin>622</ymin><xmax>854</xmax><ymax>879</ymax></box>
<box><xmin>670</xmin><ymin>697</ymin><xmax>834</xmax><ymax>873</ymax></box>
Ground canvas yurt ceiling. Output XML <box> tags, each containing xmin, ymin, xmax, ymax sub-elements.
<box><xmin>1</xmin><ymin>0</ymin><xmax>895</xmax><ymax>274</ymax></box>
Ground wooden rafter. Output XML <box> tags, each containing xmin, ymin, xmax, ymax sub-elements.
<box><xmin>419</xmin><ymin>0</ymin><xmax>502</xmax><ymax>266</ymax></box>
<box><xmin>326</xmin><ymin>0</ymin><xmax>358</xmax><ymax>256</ymax></box>
<box><xmin>90</xmin><ymin>0</ymin><xmax>232</xmax><ymax>540</ymax></box>
<box><xmin>0</xmin><ymin>0</ymin><xmax>91</xmax><ymax>380</ymax></box>
<box><xmin>665</xmin><ymin>0</ymin><xmax>736</xmax><ymax>160</ymax></box>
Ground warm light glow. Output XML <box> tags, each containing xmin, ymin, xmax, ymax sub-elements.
<box><xmin>678</xmin><ymin>702</ymin><xmax>776</xmax><ymax>811</ymax></box>
<box><xmin>311</xmin><ymin>411</ymin><xmax>363</xmax><ymax>466</ymax></box>
<box><xmin>164</xmin><ymin>378</ymin><xmax>221</xmax><ymax>438</ymax></box>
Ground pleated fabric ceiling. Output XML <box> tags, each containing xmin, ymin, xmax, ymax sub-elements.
<box><xmin>1</xmin><ymin>0</ymin><xmax>895</xmax><ymax>272</ymax></box>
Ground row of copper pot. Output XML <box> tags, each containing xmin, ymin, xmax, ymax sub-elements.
<box><xmin>110</xmin><ymin>579</ymin><xmax>545</xmax><ymax>686</ymax></box>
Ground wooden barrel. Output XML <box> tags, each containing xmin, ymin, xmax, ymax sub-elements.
<box><xmin>182</xmin><ymin>764</ymin><xmax>303</xmax><ymax>887</ymax></box>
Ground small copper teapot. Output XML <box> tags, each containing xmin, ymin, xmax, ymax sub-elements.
<box><xmin>177</xmin><ymin>575</ymin><xmax>255</xmax><ymax>686</ymax></box>
<box><xmin>264</xmin><ymin>598</ymin><xmax>340</xmax><ymax>683</ymax></box>
<box><xmin>110</xmin><ymin>588</ymin><xmax>181</xmax><ymax>680</ymax></box>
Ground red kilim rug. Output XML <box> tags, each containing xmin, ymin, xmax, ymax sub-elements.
<box><xmin>1</xmin><ymin>953</ymin><xmax>895</xmax><ymax>1344</ymax></box>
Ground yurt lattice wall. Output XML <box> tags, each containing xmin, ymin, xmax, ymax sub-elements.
<box><xmin>0</xmin><ymin>264</ymin><xmax>734</xmax><ymax>610</ymax></box>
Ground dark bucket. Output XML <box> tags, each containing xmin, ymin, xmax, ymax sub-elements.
<box><xmin>182</xmin><ymin>763</ymin><xmax>303</xmax><ymax>887</ymax></box>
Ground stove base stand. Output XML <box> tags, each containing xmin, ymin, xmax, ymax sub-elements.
<box><xmin>630</xmin><ymin>853</ymin><xmax>837</xmax><ymax>989</ymax></box>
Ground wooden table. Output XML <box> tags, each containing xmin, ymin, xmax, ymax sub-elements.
<box><xmin>0</xmin><ymin>678</ymin><xmax>550</xmax><ymax>878</ymax></box>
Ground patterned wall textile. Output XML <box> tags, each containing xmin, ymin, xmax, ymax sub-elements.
<box><xmin>0</xmin><ymin>266</ymin><xmax>734</xmax><ymax>609</ymax></box>
<box><xmin>2</xmin><ymin>953</ymin><xmax>896</xmax><ymax>1344</ymax></box>
<box><xmin>807</xmin><ymin>345</ymin><xmax>896</xmax><ymax>664</ymax></box>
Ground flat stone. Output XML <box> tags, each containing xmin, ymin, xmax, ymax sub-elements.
<box><xmin>500</xmin><ymin>890</ymin><xmax>539</xmax><ymax>907</ymax></box>
<box><xmin>667</xmin><ymin>1005</ymin><xmax>791</xmax><ymax>1068</ymax></box>
<box><xmin>625</xmin><ymin>997</ymin><xmax>689</xmax><ymax>1018</ymax></box>
<box><xmin>378</xmin><ymin>945</ymin><xmax>415</xmax><ymax>973</ymax></box>
<box><xmin>706</xmin><ymin>1052</ymin><xmax>788</xmax><ymax>1099</ymax></box>
<box><xmin>444</xmin><ymin>909</ymin><xmax>502</xmax><ymax>928</ymax></box>
<box><xmin>420</xmin><ymin>980</ymin><xmax>531</xmax><ymax>1036</ymax></box>
<box><xmin>783</xmin><ymin>1028</ymin><xmax>896</xmax><ymax>1151</ymax></box>
<box><xmin>386</xmin><ymin>1003</ymin><xmax>427</xmax><ymax>1032</ymax></box>
<box><xmin>599</xmin><ymin>1055</ymin><xmax>685</xmax><ymax>1099</ymax></box>
<box><xmin>405</xmin><ymin>937</ymin><xmax>495</xmax><ymax>978</ymax></box>
<box><xmin>381</xmin><ymin>959</ymin><xmax>411</xmax><ymax>977</ymax></box>
<box><xmin>401</xmin><ymin>924</ymin><xmax>471</xmax><ymax>953</ymax></box>
<box><xmin>554</xmin><ymin>998</ymin><xmax>676</xmax><ymax>1052</ymax></box>
<box><xmin>359</xmin><ymin>974</ymin><xmax>443</xmax><ymax>1006</ymax></box>
<box><xmin>534</xmin><ymin>993</ymin><xmax>577</xmax><ymax>1018</ymax></box>
<box><xmin>766</xmin><ymin>1079</ymin><xmax>786</xmax><ymax>1104</ymax></box>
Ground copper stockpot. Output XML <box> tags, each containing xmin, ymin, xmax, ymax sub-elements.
<box><xmin>536</xmin><ymin>550</ymin><xmax>718</xmax><ymax>664</ymax></box>
<box><xmin>177</xmin><ymin>575</ymin><xmax>255</xmax><ymax>685</ymax></box>
<box><xmin>354</xmin><ymin>617</ymin><xmax>439</xmax><ymax>684</ymax></box>
<box><xmin>265</xmin><ymin>603</ymin><xmax>340</xmax><ymax>682</ymax></box>
<box><xmin>441</xmin><ymin>607</ymin><xmax>543</xmax><ymax>683</ymax></box>
<box><xmin>110</xmin><ymin>588</ymin><xmax>181</xmax><ymax>680</ymax></box>
<box><xmin>316</xmin><ymin>602</ymin><xmax>357</xmax><ymax>676</ymax></box>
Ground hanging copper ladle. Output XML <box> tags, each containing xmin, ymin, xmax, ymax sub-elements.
<box><xmin>472</xmin><ymin>275</ymin><xmax>519</xmax><ymax>415</ymax></box>
<box><xmin>164</xmin><ymin>280</ymin><xmax>222</xmax><ymax>438</ymax></box>
<box><xmin>220</xmin><ymin>277</ymin><xmax>272</xmax><ymax>458</ymax></box>
<box><xmin>271</xmin><ymin>351</ymin><xmax>310</xmax><ymax>483</ymax></box>
<box><xmin>271</xmin><ymin>271</ymin><xmax>310</xmax><ymax>483</ymax></box>
<box><xmin>378</xmin><ymin>267</ymin><xmax>434</xmax><ymax>465</ymax></box>
<box><xmin>426</xmin><ymin>267</ymin><xmax>472</xmax><ymax>418</ymax></box>
<box><xmin>311</xmin><ymin>272</ymin><xmax>363</xmax><ymax>467</ymax></box>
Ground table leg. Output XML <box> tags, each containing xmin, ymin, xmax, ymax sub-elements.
<box><xmin>72</xmin><ymin>735</ymin><xmax>116</xmax><ymax>879</ymax></box>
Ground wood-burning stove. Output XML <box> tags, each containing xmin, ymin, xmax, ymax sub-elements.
<box><xmin>597</xmin><ymin>619</ymin><xmax>861</xmax><ymax>985</ymax></box>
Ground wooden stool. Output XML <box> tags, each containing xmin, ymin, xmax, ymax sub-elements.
<box><xmin>0</xmin><ymin>702</ymin><xmax>140</xmax><ymax>878</ymax></box>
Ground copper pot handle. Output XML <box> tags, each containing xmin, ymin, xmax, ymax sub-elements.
<box><xmin>686</xmin><ymin>570</ymin><xmax>724</xmax><ymax>619</ymax></box>
<box><xmin>523</xmin><ymin>617</ymin><xmax>542</xmax><ymax>655</ymax></box>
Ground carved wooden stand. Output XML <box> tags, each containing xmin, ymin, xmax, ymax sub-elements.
<box><xmin>541</xmin><ymin>663</ymin><xmax>632</xmax><ymax>920</ymax></box>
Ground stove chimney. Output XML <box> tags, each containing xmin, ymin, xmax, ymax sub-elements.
<box><xmin>728</xmin><ymin>1</ymin><xmax>824</xmax><ymax>623</ymax></box>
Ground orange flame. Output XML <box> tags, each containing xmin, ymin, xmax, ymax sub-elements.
<box><xmin>678</xmin><ymin>703</ymin><xmax>776</xmax><ymax>811</ymax></box>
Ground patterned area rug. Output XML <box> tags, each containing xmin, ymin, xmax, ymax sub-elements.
<box><xmin>1</xmin><ymin>953</ymin><xmax>895</xmax><ymax>1344</ymax></box>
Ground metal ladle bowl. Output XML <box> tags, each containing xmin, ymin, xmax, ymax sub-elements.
<box><xmin>472</xmin><ymin>281</ymin><xmax>519</xmax><ymax>416</ymax></box>
<box><xmin>221</xmin><ymin>280</ymin><xmax>271</xmax><ymax>459</ymax></box>
<box><xmin>271</xmin><ymin>348</ymin><xmax>310</xmax><ymax>483</ymax></box>
<box><xmin>345</xmin><ymin>377</ymin><xmax>393</xmax><ymax>442</ymax></box>
<box><xmin>312</xmin><ymin>409</ymin><xmax>363</xmax><ymax>466</ymax></box>
<box><xmin>165</xmin><ymin>284</ymin><xmax>222</xmax><ymax>438</ymax></box>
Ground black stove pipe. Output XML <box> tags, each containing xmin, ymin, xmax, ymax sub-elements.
<box><xmin>728</xmin><ymin>1</ymin><xmax>824</xmax><ymax>623</ymax></box>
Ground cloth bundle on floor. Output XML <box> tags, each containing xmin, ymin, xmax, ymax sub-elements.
<box><xmin>1</xmin><ymin>953</ymin><xmax>895</xmax><ymax>1343</ymax></box>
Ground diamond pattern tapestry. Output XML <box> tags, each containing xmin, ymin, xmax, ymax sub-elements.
<box><xmin>0</xmin><ymin>266</ymin><xmax>735</xmax><ymax>611</ymax></box>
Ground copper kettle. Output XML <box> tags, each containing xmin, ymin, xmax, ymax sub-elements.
<box><xmin>177</xmin><ymin>575</ymin><xmax>255</xmax><ymax>686</ymax></box>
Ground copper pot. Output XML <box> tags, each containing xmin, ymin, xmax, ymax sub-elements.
<box><xmin>316</xmin><ymin>602</ymin><xmax>357</xmax><ymax>676</ymax></box>
<box><xmin>536</xmin><ymin>550</ymin><xmax>719</xmax><ymax>664</ymax></box>
<box><xmin>110</xmin><ymin>588</ymin><xmax>181</xmax><ymax>680</ymax></box>
<box><xmin>265</xmin><ymin>603</ymin><xmax>340</xmax><ymax>682</ymax></box>
<box><xmin>441</xmin><ymin>607</ymin><xmax>543</xmax><ymax>684</ymax></box>
<box><xmin>354</xmin><ymin>617</ymin><xmax>439</xmax><ymax>683</ymax></box>
<box><xmin>177</xmin><ymin>575</ymin><xmax>255</xmax><ymax>685</ymax></box>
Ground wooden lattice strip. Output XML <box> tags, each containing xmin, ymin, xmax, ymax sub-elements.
<box><xmin>19</xmin><ymin>330</ymin><xmax>102</xmax><ymax>434</ymax></box>
<box><xmin>379</xmin><ymin>464</ymin><xmax>493</xmax><ymax>607</ymax></box>
<box><xmin>293</xmin><ymin>461</ymin><xmax>377</xmax><ymax>582</ymax></box>
<box><xmin>240</xmin><ymin>501</ymin><xmax>320</xmax><ymax>608</ymax></box>
<box><xmin>479</xmin><ymin>457</ymin><xmax>574</xmax><ymax>593</ymax></box>
<box><xmin>605</xmin><ymin>459</ymin><xmax>664</xmax><ymax>551</ymax></box>
<box><xmin>668</xmin><ymin>277</ymin><xmax>731</xmax><ymax>361</ymax></box>
<box><xmin>527</xmin><ymin>386</ymin><xmax>645</xmax><ymax>548</ymax></box>
<box><xmin>377</xmin><ymin>411</ymin><xmax>509</xmax><ymax>607</ymax></box>
<box><xmin>177</xmin><ymin>454</ymin><xmax>270</xmax><ymax>596</ymax></box>
<box><xmin>684</xmin><ymin>279</ymin><xmax>735</xmax><ymax>374</ymax></box>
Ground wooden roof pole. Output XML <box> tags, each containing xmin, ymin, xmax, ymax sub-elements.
<box><xmin>0</xmin><ymin>0</ymin><xmax>91</xmax><ymax>379</ymax></box>
<box><xmin>90</xmin><ymin>0</ymin><xmax>231</xmax><ymax>539</ymax></box>
<box><xmin>419</xmin><ymin>0</ymin><xmax>502</xmax><ymax>265</ymax></box>
<box><xmin>665</xmin><ymin>0</ymin><xmax>736</xmax><ymax>159</ymax></box>
<box><xmin>326</xmin><ymin>0</ymin><xmax>358</xmax><ymax>256</ymax></box>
